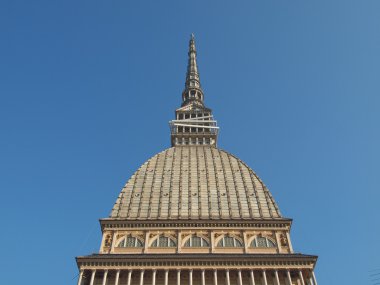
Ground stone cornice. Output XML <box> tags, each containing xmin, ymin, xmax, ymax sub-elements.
<box><xmin>76</xmin><ymin>253</ymin><xmax>317</xmax><ymax>270</ymax></box>
<box><xmin>100</xmin><ymin>218</ymin><xmax>293</xmax><ymax>231</ymax></box>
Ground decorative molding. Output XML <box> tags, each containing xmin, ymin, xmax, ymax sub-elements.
<box><xmin>77</xmin><ymin>255</ymin><xmax>317</xmax><ymax>270</ymax></box>
<box><xmin>100</xmin><ymin>219</ymin><xmax>292</xmax><ymax>232</ymax></box>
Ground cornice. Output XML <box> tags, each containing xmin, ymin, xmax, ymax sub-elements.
<box><xmin>76</xmin><ymin>253</ymin><xmax>317</xmax><ymax>270</ymax></box>
<box><xmin>100</xmin><ymin>218</ymin><xmax>293</xmax><ymax>231</ymax></box>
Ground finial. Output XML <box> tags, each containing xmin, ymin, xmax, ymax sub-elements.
<box><xmin>183</xmin><ymin>32</ymin><xmax>202</xmax><ymax>106</ymax></box>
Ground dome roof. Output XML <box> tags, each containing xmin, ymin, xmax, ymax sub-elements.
<box><xmin>111</xmin><ymin>146</ymin><xmax>281</xmax><ymax>220</ymax></box>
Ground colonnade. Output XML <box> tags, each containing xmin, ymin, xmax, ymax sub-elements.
<box><xmin>78</xmin><ymin>268</ymin><xmax>318</xmax><ymax>285</ymax></box>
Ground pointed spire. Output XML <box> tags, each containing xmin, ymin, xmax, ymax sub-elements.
<box><xmin>169</xmin><ymin>35</ymin><xmax>219</xmax><ymax>147</ymax></box>
<box><xmin>182</xmin><ymin>34</ymin><xmax>204</xmax><ymax>106</ymax></box>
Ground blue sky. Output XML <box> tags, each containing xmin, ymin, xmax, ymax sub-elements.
<box><xmin>1</xmin><ymin>1</ymin><xmax>379</xmax><ymax>284</ymax></box>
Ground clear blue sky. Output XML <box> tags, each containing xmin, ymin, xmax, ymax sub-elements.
<box><xmin>0</xmin><ymin>1</ymin><xmax>378</xmax><ymax>284</ymax></box>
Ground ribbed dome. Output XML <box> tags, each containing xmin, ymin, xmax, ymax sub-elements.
<box><xmin>111</xmin><ymin>146</ymin><xmax>281</xmax><ymax>220</ymax></box>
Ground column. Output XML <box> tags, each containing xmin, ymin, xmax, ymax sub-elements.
<box><xmin>77</xmin><ymin>270</ymin><xmax>84</xmax><ymax>285</ymax></box>
<box><xmin>140</xmin><ymin>270</ymin><xmax>145</xmax><ymax>285</ymax></box>
<box><xmin>262</xmin><ymin>270</ymin><xmax>268</xmax><ymax>285</ymax></box>
<box><xmin>298</xmin><ymin>270</ymin><xmax>305</xmax><ymax>285</ymax></box>
<box><xmin>201</xmin><ymin>270</ymin><xmax>206</xmax><ymax>285</ymax></box>
<box><xmin>165</xmin><ymin>269</ymin><xmax>169</xmax><ymax>285</ymax></box>
<box><xmin>286</xmin><ymin>232</ymin><xmax>293</xmax><ymax>252</ymax></box>
<box><xmin>243</xmin><ymin>232</ymin><xmax>248</xmax><ymax>253</ymax></box>
<box><xmin>213</xmin><ymin>270</ymin><xmax>218</xmax><ymax>285</ymax></box>
<box><xmin>127</xmin><ymin>270</ymin><xmax>133</xmax><ymax>285</ymax></box>
<box><xmin>177</xmin><ymin>270</ymin><xmax>181</xmax><ymax>285</ymax></box>
<box><xmin>102</xmin><ymin>270</ymin><xmax>108</xmax><ymax>285</ymax></box>
<box><xmin>144</xmin><ymin>231</ymin><xmax>150</xmax><ymax>253</ymax></box>
<box><xmin>90</xmin><ymin>270</ymin><xmax>96</xmax><ymax>285</ymax></box>
<box><xmin>115</xmin><ymin>270</ymin><xmax>120</xmax><ymax>285</ymax></box>
<box><xmin>286</xmin><ymin>270</ymin><xmax>292</xmax><ymax>285</ymax></box>
<box><xmin>152</xmin><ymin>269</ymin><xmax>157</xmax><ymax>285</ymax></box>
<box><xmin>211</xmin><ymin>231</ymin><xmax>215</xmax><ymax>253</ymax></box>
<box><xmin>189</xmin><ymin>270</ymin><xmax>193</xmax><ymax>285</ymax></box>
<box><xmin>249</xmin><ymin>270</ymin><xmax>256</xmax><ymax>285</ymax></box>
<box><xmin>110</xmin><ymin>232</ymin><xmax>117</xmax><ymax>253</ymax></box>
<box><xmin>311</xmin><ymin>271</ymin><xmax>318</xmax><ymax>285</ymax></box>
<box><xmin>226</xmin><ymin>270</ymin><xmax>230</xmax><ymax>285</ymax></box>
<box><xmin>274</xmin><ymin>270</ymin><xmax>280</xmax><ymax>285</ymax></box>
<box><xmin>177</xmin><ymin>230</ymin><xmax>182</xmax><ymax>253</ymax></box>
<box><xmin>237</xmin><ymin>270</ymin><xmax>243</xmax><ymax>285</ymax></box>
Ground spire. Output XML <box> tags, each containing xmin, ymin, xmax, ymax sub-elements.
<box><xmin>182</xmin><ymin>34</ymin><xmax>204</xmax><ymax>107</ymax></box>
<box><xmin>169</xmin><ymin>35</ymin><xmax>219</xmax><ymax>147</ymax></box>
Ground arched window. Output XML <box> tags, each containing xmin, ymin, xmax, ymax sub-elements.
<box><xmin>251</xmin><ymin>236</ymin><xmax>276</xmax><ymax>248</ymax></box>
<box><xmin>117</xmin><ymin>235</ymin><xmax>144</xmax><ymax>248</ymax></box>
<box><xmin>184</xmin><ymin>235</ymin><xmax>209</xmax><ymax>247</ymax></box>
<box><xmin>217</xmin><ymin>235</ymin><xmax>243</xmax><ymax>247</ymax></box>
<box><xmin>151</xmin><ymin>235</ymin><xmax>176</xmax><ymax>248</ymax></box>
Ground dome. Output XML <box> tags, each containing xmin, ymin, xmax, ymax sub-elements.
<box><xmin>111</xmin><ymin>146</ymin><xmax>281</xmax><ymax>220</ymax></box>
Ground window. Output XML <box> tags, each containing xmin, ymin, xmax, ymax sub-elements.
<box><xmin>217</xmin><ymin>236</ymin><xmax>243</xmax><ymax>247</ymax></box>
<box><xmin>151</xmin><ymin>235</ymin><xmax>176</xmax><ymax>248</ymax></box>
<box><xmin>184</xmin><ymin>235</ymin><xmax>209</xmax><ymax>247</ymax></box>
<box><xmin>117</xmin><ymin>235</ymin><xmax>144</xmax><ymax>248</ymax></box>
<box><xmin>251</xmin><ymin>236</ymin><xmax>276</xmax><ymax>248</ymax></box>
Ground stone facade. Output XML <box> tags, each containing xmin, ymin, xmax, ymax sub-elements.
<box><xmin>75</xmin><ymin>35</ymin><xmax>318</xmax><ymax>285</ymax></box>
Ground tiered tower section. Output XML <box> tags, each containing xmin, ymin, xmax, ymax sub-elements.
<box><xmin>169</xmin><ymin>34</ymin><xmax>219</xmax><ymax>147</ymax></box>
<box><xmin>76</xmin><ymin>35</ymin><xmax>318</xmax><ymax>285</ymax></box>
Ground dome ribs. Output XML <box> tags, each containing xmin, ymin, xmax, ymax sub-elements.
<box><xmin>211</xmin><ymin>147</ymin><xmax>230</xmax><ymax>219</ymax></box>
<box><xmin>136</xmin><ymin>159</ymin><xmax>151</xmax><ymax>219</ymax></box>
<box><xmin>250</xmin><ymin>171</ymin><xmax>266</xmax><ymax>218</ymax></box>
<box><xmin>263</xmin><ymin>185</ymin><xmax>275</xmax><ymax>218</ymax></box>
<box><xmin>190</xmin><ymin>147</ymin><xmax>199</xmax><ymax>219</ymax></box>
<box><xmin>131</xmin><ymin>154</ymin><xmax>155</xmax><ymax>218</ymax></box>
<box><xmin>144</xmin><ymin>154</ymin><xmax>157</xmax><ymax>219</ymax></box>
<box><xmin>157</xmin><ymin>149</ymin><xmax>171</xmax><ymax>219</ymax></box>
<box><xmin>195</xmin><ymin>146</ymin><xmax>202</xmax><ymax>219</ymax></box>
<box><xmin>191</xmin><ymin>147</ymin><xmax>198</xmax><ymax>218</ymax></box>
<box><xmin>167</xmin><ymin>148</ymin><xmax>176</xmax><ymax>219</ymax></box>
<box><xmin>120</xmin><ymin>172</ymin><xmax>139</xmax><ymax>218</ymax></box>
<box><xmin>111</xmin><ymin>146</ymin><xmax>282</xmax><ymax>220</ymax></box>
<box><xmin>147</xmin><ymin>152</ymin><xmax>161</xmax><ymax>219</ymax></box>
<box><xmin>217</xmin><ymin>148</ymin><xmax>237</xmax><ymax>219</ymax></box>
<box><xmin>224</xmin><ymin>150</ymin><xmax>245</xmax><ymax>219</ymax></box>
<box><xmin>170</xmin><ymin>147</ymin><xmax>181</xmax><ymax>218</ymax></box>
<box><xmin>177</xmin><ymin>146</ymin><xmax>183</xmax><ymax>219</ymax></box>
<box><xmin>200</xmin><ymin>146</ymin><xmax>210</xmax><ymax>219</ymax></box>
<box><xmin>200</xmin><ymin>146</ymin><xmax>212</xmax><ymax>219</ymax></box>
<box><xmin>204</xmin><ymin>146</ymin><xmax>221</xmax><ymax>219</ymax></box>
<box><xmin>181</xmin><ymin>147</ymin><xmax>190</xmax><ymax>219</ymax></box>
<box><xmin>125</xmin><ymin>161</ymin><xmax>146</xmax><ymax>219</ymax></box>
<box><xmin>233</xmin><ymin>153</ymin><xmax>255</xmax><ymax>219</ymax></box>
<box><xmin>241</xmin><ymin>161</ymin><xmax>263</xmax><ymax>218</ymax></box>
<box><xmin>265</xmin><ymin>189</ymin><xmax>282</xmax><ymax>217</ymax></box>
